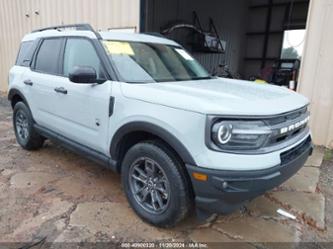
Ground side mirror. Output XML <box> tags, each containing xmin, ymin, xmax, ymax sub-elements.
<box><xmin>69</xmin><ymin>66</ymin><xmax>97</xmax><ymax>84</ymax></box>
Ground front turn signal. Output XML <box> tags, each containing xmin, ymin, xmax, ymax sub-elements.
<box><xmin>192</xmin><ymin>172</ymin><xmax>208</xmax><ymax>181</ymax></box>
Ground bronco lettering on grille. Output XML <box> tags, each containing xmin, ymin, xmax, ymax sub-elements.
<box><xmin>280</xmin><ymin>116</ymin><xmax>310</xmax><ymax>135</ymax></box>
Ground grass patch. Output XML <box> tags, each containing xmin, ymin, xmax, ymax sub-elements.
<box><xmin>324</xmin><ymin>148</ymin><xmax>333</xmax><ymax>161</ymax></box>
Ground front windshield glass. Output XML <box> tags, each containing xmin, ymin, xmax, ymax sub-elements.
<box><xmin>102</xmin><ymin>40</ymin><xmax>211</xmax><ymax>83</ymax></box>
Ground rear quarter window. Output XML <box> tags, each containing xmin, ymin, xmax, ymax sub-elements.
<box><xmin>16</xmin><ymin>41</ymin><xmax>34</xmax><ymax>67</ymax></box>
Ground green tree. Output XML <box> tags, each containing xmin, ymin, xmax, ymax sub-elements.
<box><xmin>281</xmin><ymin>47</ymin><xmax>300</xmax><ymax>59</ymax></box>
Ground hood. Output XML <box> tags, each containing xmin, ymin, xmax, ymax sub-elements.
<box><xmin>120</xmin><ymin>78</ymin><xmax>309</xmax><ymax>116</ymax></box>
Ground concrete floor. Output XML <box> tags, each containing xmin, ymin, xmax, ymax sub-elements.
<box><xmin>0</xmin><ymin>94</ymin><xmax>332</xmax><ymax>248</ymax></box>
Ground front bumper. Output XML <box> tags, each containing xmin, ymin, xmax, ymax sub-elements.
<box><xmin>186</xmin><ymin>136</ymin><xmax>313</xmax><ymax>214</ymax></box>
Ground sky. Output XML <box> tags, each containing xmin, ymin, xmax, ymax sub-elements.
<box><xmin>282</xmin><ymin>29</ymin><xmax>307</xmax><ymax>56</ymax></box>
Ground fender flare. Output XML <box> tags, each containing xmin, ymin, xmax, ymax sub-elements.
<box><xmin>8</xmin><ymin>88</ymin><xmax>29</xmax><ymax>108</ymax></box>
<box><xmin>8</xmin><ymin>88</ymin><xmax>36</xmax><ymax>123</ymax></box>
<box><xmin>110</xmin><ymin>121</ymin><xmax>196</xmax><ymax>166</ymax></box>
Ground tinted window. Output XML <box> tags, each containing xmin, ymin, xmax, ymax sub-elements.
<box><xmin>16</xmin><ymin>41</ymin><xmax>34</xmax><ymax>67</ymax></box>
<box><xmin>35</xmin><ymin>38</ymin><xmax>63</xmax><ymax>74</ymax></box>
<box><xmin>63</xmin><ymin>39</ymin><xmax>106</xmax><ymax>79</ymax></box>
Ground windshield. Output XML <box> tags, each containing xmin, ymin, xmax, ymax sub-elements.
<box><xmin>102</xmin><ymin>40</ymin><xmax>211</xmax><ymax>83</ymax></box>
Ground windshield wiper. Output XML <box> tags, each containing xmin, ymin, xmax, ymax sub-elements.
<box><xmin>126</xmin><ymin>76</ymin><xmax>214</xmax><ymax>84</ymax></box>
<box><xmin>125</xmin><ymin>80</ymin><xmax>156</xmax><ymax>84</ymax></box>
<box><xmin>190</xmin><ymin>76</ymin><xmax>214</xmax><ymax>80</ymax></box>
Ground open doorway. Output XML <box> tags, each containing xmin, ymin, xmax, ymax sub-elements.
<box><xmin>281</xmin><ymin>29</ymin><xmax>306</xmax><ymax>59</ymax></box>
<box><xmin>142</xmin><ymin>0</ymin><xmax>310</xmax><ymax>89</ymax></box>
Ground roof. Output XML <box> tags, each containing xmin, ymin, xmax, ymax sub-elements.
<box><xmin>99</xmin><ymin>31</ymin><xmax>178</xmax><ymax>46</ymax></box>
<box><xmin>22</xmin><ymin>29</ymin><xmax>179</xmax><ymax>46</ymax></box>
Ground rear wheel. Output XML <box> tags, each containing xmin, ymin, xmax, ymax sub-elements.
<box><xmin>13</xmin><ymin>102</ymin><xmax>45</xmax><ymax>150</ymax></box>
<box><xmin>121</xmin><ymin>141</ymin><xmax>191</xmax><ymax>227</ymax></box>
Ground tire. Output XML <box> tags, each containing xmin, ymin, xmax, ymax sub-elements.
<box><xmin>13</xmin><ymin>102</ymin><xmax>45</xmax><ymax>150</ymax></box>
<box><xmin>121</xmin><ymin>140</ymin><xmax>192</xmax><ymax>227</ymax></box>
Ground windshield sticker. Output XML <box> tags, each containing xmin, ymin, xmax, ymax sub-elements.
<box><xmin>103</xmin><ymin>41</ymin><xmax>134</xmax><ymax>55</ymax></box>
<box><xmin>175</xmin><ymin>48</ymin><xmax>194</xmax><ymax>61</ymax></box>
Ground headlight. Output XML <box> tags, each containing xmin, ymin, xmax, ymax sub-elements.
<box><xmin>211</xmin><ymin>120</ymin><xmax>271</xmax><ymax>151</ymax></box>
<box><xmin>216</xmin><ymin>122</ymin><xmax>233</xmax><ymax>144</ymax></box>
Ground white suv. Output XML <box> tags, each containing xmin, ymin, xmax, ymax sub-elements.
<box><xmin>8</xmin><ymin>24</ymin><xmax>313</xmax><ymax>227</ymax></box>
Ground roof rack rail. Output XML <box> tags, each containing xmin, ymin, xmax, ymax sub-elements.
<box><xmin>31</xmin><ymin>23</ymin><xmax>102</xmax><ymax>39</ymax></box>
<box><xmin>142</xmin><ymin>32</ymin><xmax>165</xmax><ymax>38</ymax></box>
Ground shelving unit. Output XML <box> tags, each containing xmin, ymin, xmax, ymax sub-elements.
<box><xmin>245</xmin><ymin>0</ymin><xmax>309</xmax><ymax>70</ymax></box>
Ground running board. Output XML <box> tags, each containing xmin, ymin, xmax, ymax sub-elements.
<box><xmin>34</xmin><ymin>124</ymin><xmax>118</xmax><ymax>172</ymax></box>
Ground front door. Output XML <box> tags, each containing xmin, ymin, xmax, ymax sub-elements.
<box><xmin>52</xmin><ymin>37</ymin><xmax>111</xmax><ymax>154</ymax></box>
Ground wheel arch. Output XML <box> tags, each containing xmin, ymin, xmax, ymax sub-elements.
<box><xmin>8</xmin><ymin>88</ymin><xmax>29</xmax><ymax>110</ymax></box>
<box><xmin>110</xmin><ymin>121</ymin><xmax>196</xmax><ymax>169</ymax></box>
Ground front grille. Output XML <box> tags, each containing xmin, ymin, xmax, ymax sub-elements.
<box><xmin>266</xmin><ymin>106</ymin><xmax>308</xmax><ymax>126</ymax></box>
<box><xmin>265</xmin><ymin>106</ymin><xmax>309</xmax><ymax>147</ymax></box>
<box><xmin>280</xmin><ymin>136</ymin><xmax>312</xmax><ymax>164</ymax></box>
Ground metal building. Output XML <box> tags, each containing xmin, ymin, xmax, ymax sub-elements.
<box><xmin>298</xmin><ymin>0</ymin><xmax>333</xmax><ymax>147</ymax></box>
<box><xmin>0</xmin><ymin>0</ymin><xmax>332</xmax><ymax>147</ymax></box>
<box><xmin>0</xmin><ymin>0</ymin><xmax>140</xmax><ymax>94</ymax></box>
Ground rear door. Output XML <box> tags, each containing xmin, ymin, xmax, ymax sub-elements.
<box><xmin>10</xmin><ymin>41</ymin><xmax>36</xmax><ymax>107</ymax></box>
<box><xmin>28</xmin><ymin>37</ymin><xmax>66</xmax><ymax>131</ymax></box>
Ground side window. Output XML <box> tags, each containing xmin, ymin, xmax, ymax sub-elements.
<box><xmin>34</xmin><ymin>38</ymin><xmax>63</xmax><ymax>74</ymax></box>
<box><xmin>16</xmin><ymin>41</ymin><xmax>34</xmax><ymax>67</ymax></box>
<box><xmin>63</xmin><ymin>39</ymin><xmax>106</xmax><ymax>79</ymax></box>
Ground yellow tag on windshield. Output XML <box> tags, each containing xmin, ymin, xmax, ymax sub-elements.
<box><xmin>103</xmin><ymin>41</ymin><xmax>134</xmax><ymax>55</ymax></box>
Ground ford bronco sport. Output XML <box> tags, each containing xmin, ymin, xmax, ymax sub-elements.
<box><xmin>8</xmin><ymin>24</ymin><xmax>312</xmax><ymax>227</ymax></box>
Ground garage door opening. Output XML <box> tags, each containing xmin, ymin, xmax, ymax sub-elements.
<box><xmin>141</xmin><ymin>0</ymin><xmax>310</xmax><ymax>90</ymax></box>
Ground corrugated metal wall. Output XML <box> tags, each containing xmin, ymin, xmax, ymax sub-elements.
<box><xmin>298</xmin><ymin>0</ymin><xmax>333</xmax><ymax>148</ymax></box>
<box><xmin>0</xmin><ymin>0</ymin><xmax>140</xmax><ymax>92</ymax></box>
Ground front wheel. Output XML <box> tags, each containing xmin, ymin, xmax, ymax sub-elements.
<box><xmin>121</xmin><ymin>141</ymin><xmax>192</xmax><ymax>227</ymax></box>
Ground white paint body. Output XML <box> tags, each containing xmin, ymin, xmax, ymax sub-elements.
<box><xmin>9</xmin><ymin>30</ymin><xmax>311</xmax><ymax>171</ymax></box>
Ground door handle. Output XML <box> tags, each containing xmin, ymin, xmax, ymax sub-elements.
<box><xmin>23</xmin><ymin>79</ymin><xmax>33</xmax><ymax>86</ymax></box>
<box><xmin>54</xmin><ymin>87</ymin><xmax>68</xmax><ymax>94</ymax></box>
